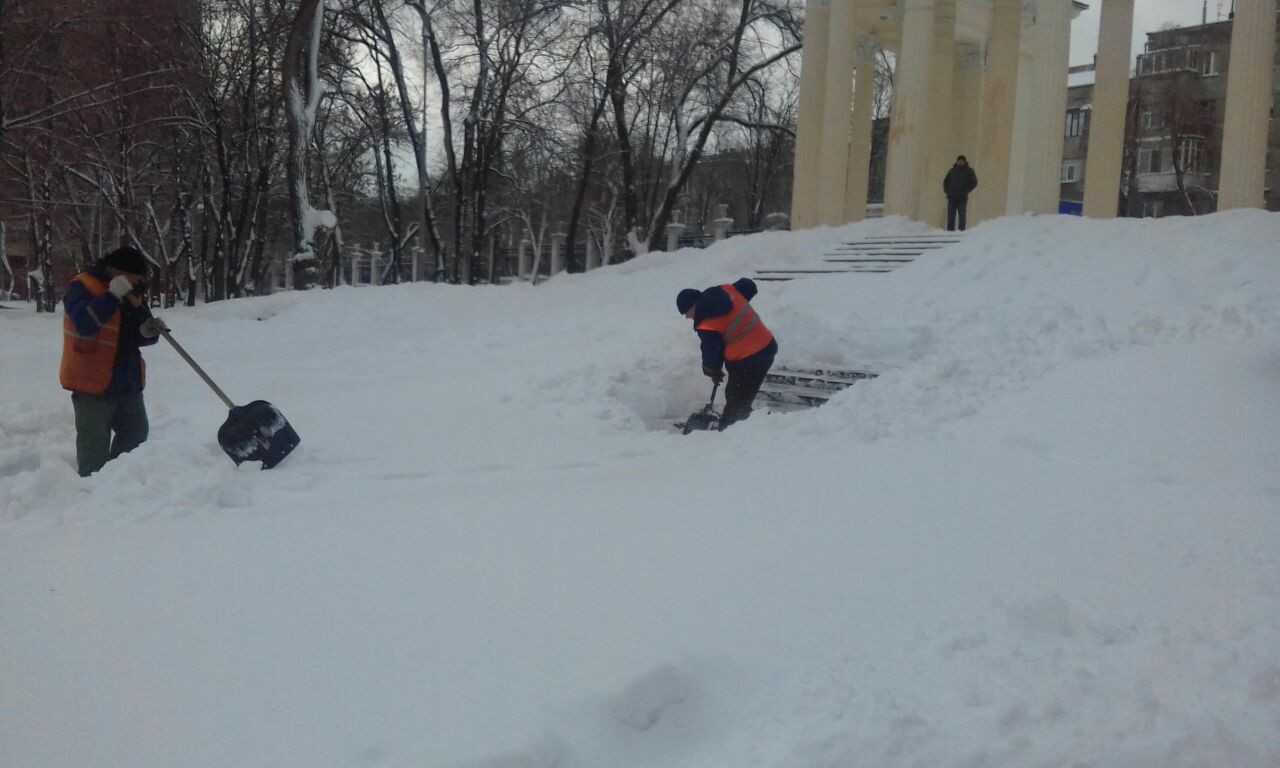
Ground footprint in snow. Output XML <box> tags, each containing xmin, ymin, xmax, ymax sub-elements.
<box><xmin>610</xmin><ymin>664</ymin><xmax>692</xmax><ymax>732</ymax></box>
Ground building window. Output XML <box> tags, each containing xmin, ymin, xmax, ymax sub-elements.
<box><xmin>1138</xmin><ymin>46</ymin><xmax>1201</xmax><ymax>77</ymax></box>
<box><xmin>1061</xmin><ymin>160</ymin><xmax>1083</xmax><ymax>183</ymax></box>
<box><xmin>1201</xmin><ymin>50</ymin><xmax>1219</xmax><ymax>76</ymax></box>
<box><xmin>1176</xmin><ymin>137</ymin><xmax>1205</xmax><ymax>173</ymax></box>
<box><xmin>1065</xmin><ymin>109</ymin><xmax>1085</xmax><ymax>137</ymax></box>
<box><xmin>1138</xmin><ymin>146</ymin><xmax>1163</xmax><ymax>174</ymax></box>
<box><xmin>1140</xmin><ymin>109</ymin><xmax>1166</xmax><ymax>131</ymax></box>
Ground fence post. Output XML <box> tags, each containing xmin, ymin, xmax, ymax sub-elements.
<box><xmin>550</xmin><ymin>231</ymin><xmax>567</xmax><ymax>274</ymax></box>
<box><xmin>764</xmin><ymin>212</ymin><xmax>790</xmax><ymax>231</ymax></box>
<box><xmin>370</xmin><ymin>246</ymin><xmax>380</xmax><ymax>286</ymax></box>
<box><xmin>665</xmin><ymin>210</ymin><xmax>685</xmax><ymax>252</ymax></box>
<box><xmin>518</xmin><ymin>239</ymin><xmax>531</xmax><ymax>279</ymax></box>
<box><xmin>711</xmin><ymin>204</ymin><xmax>734</xmax><ymax>242</ymax></box>
<box><xmin>0</xmin><ymin>222</ymin><xmax>9</xmax><ymax>300</ymax></box>
<box><xmin>585</xmin><ymin>237</ymin><xmax>599</xmax><ymax>271</ymax></box>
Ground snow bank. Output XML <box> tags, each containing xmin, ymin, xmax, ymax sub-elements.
<box><xmin>2</xmin><ymin>211</ymin><xmax>1279</xmax><ymax>768</ymax></box>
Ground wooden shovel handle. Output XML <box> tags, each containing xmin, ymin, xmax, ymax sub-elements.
<box><xmin>127</xmin><ymin>294</ymin><xmax>236</xmax><ymax>409</ymax></box>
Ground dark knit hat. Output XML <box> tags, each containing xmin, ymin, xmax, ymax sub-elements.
<box><xmin>103</xmin><ymin>246</ymin><xmax>148</xmax><ymax>277</ymax></box>
<box><xmin>676</xmin><ymin>288</ymin><xmax>702</xmax><ymax>315</ymax></box>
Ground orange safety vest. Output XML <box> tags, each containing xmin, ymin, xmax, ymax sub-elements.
<box><xmin>59</xmin><ymin>273</ymin><xmax>143</xmax><ymax>394</ymax></box>
<box><xmin>695</xmin><ymin>283</ymin><xmax>774</xmax><ymax>362</ymax></box>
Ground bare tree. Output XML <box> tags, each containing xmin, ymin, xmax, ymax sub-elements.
<box><xmin>1</xmin><ymin>0</ymin><xmax>811</xmax><ymax>303</ymax></box>
<box><xmin>643</xmin><ymin>0</ymin><xmax>801</xmax><ymax>251</ymax></box>
<box><xmin>283</xmin><ymin>0</ymin><xmax>336</xmax><ymax>289</ymax></box>
<box><xmin>367</xmin><ymin>0</ymin><xmax>447</xmax><ymax>279</ymax></box>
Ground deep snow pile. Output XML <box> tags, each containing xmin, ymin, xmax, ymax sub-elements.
<box><xmin>2</xmin><ymin>211</ymin><xmax>1279</xmax><ymax>768</ymax></box>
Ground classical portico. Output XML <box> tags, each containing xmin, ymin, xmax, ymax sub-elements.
<box><xmin>791</xmin><ymin>0</ymin><xmax>1278</xmax><ymax>229</ymax></box>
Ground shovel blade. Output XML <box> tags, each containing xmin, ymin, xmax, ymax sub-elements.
<box><xmin>680</xmin><ymin>410</ymin><xmax>721</xmax><ymax>435</ymax></box>
<box><xmin>217</xmin><ymin>400</ymin><xmax>300</xmax><ymax>469</ymax></box>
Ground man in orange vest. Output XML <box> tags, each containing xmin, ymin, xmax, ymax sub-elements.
<box><xmin>676</xmin><ymin>277</ymin><xmax>778</xmax><ymax>429</ymax></box>
<box><xmin>61</xmin><ymin>246</ymin><xmax>168</xmax><ymax>476</ymax></box>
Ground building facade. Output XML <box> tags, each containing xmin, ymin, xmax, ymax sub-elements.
<box><xmin>0</xmin><ymin>0</ymin><xmax>200</xmax><ymax>302</ymax></box>
<box><xmin>791</xmin><ymin>0</ymin><xmax>1090</xmax><ymax>231</ymax></box>
<box><xmin>1061</xmin><ymin>14</ymin><xmax>1280</xmax><ymax>217</ymax></box>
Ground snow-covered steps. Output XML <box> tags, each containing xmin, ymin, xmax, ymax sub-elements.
<box><xmin>756</xmin><ymin>233</ymin><xmax>964</xmax><ymax>281</ymax></box>
<box><xmin>755</xmin><ymin>366</ymin><xmax>878</xmax><ymax>411</ymax></box>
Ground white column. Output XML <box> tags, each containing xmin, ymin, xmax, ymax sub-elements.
<box><xmin>953</xmin><ymin>44</ymin><xmax>984</xmax><ymax>177</ymax></box>
<box><xmin>1005</xmin><ymin>11</ymin><xmax>1036</xmax><ymax>215</ymax></box>
<box><xmin>1019</xmin><ymin>0</ymin><xmax>1074</xmax><ymax>215</ymax></box>
<box><xmin>884</xmin><ymin>0</ymin><xmax>936</xmax><ymax>220</ymax></box>
<box><xmin>349</xmin><ymin>251</ymin><xmax>358</xmax><ymax>286</ymax></box>
<box><xmin>921</xmin><ymin>0</ymin><xmax>958</xmax><ymax>228</ymax></box>
<box><xmin>790</xmin><ymin>0</ymin><xmax>832</xmax><ymax>230</ymax></box>
<box><xmin>585</xmin><ymin>237</ymin><xmax>599</xmax><ymax>270</ymax></box>
<box><xmin>817</xmin><ymin>0</ymin><xmax>858</xmax><ymax>225</ymax></box>
<box><xmin>971</xmin><ymin>0</ymin><xmax>1023</xmax><ymax>225</ymax></box>
<box><xmin>1082</xmin><ymin>0</ymin><xmax>1134</xmax><ymax>219</ymax></box>
<box><xmin>843</xmin><ymin>39</ymin><xmax>877</xmax><ymax>223</ymax></box>
<box><xmin>370</xmin><ymin>249</ymin><xmax>380</xmax><ymax>286</ymax></box>
<box><xmin>1218</xmin><ymin>0</ymin><xmax>1278</xmax><ymax>211</ymax></box>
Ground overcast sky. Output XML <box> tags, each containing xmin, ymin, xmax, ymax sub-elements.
<box><xmin>1069</xmin><ymin>0</ymin><xmax>1235</xmax><ymax>66</ymax></box>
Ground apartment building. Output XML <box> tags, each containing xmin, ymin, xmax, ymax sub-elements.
<box><xmin>1060</xmin><ymin>13</ymin><xmax>1280</xmax><ymax>217</ymax></box>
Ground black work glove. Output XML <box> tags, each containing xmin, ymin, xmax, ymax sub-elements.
<box><xmin>706</xmin><ymin>369</ymin><xmax>724</xmax><ymax>385</ymax></box>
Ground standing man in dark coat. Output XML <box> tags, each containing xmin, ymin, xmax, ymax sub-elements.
<box><xmin>943</xmin><ymin>155</ymin><xmax>978</xmax><ymax>232</ymax></box>
<box><xmin>676</xmin><ymin>277</ymin><xmax>778</xmax><ymax>429</ymax></box>
<box><xmin>60</xmin><ymin>246</ymin><xmax>168</xmax><ymax>476</ymax></box>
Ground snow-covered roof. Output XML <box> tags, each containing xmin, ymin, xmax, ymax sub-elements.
<box><xmin>1068</xmin><ymin>70</ymin><xmax>1096</xmax><ymax>88</ymax></box>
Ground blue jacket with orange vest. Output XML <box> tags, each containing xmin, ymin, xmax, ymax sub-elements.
<box><xmin>62</xmin><ymin>267</ymin><xmax>157</xmax><ymax>396</ymax></box>
<box><xmin>691</xmin><ymin>278</ymin><xmax>777</xmax><ymax>376</ymax></box>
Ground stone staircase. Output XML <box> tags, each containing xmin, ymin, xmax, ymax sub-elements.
<box><xmin>754</xmin><ymin>366</ymin><xmax>878</xmax><ymax>412</ymax></box>
<box><xmin>755</xmin><ymin>232</ymin><xmax>963</xmax><ymax>282</ymax></box>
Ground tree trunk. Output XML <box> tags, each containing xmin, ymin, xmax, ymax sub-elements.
<box><xmin>283</xmin><ymin>0</ymin><xmax>329</xmax><ymax>290</ymax></box>
<box><xmin>565</xmin><ymin>91</ymin><xmax>609</xmax><ymax>273</ymax></box>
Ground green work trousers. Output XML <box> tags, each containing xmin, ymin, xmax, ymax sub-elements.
<box><xmin>72</xmin><ymin>392</ymin><xmax>149</xmax><ymax>477</ymax></box>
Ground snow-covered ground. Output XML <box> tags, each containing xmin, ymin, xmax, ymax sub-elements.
<box><xmin>2</xmin><ymin>212</ymin><xmax>1279</xmax><ymax>768</ymax></box>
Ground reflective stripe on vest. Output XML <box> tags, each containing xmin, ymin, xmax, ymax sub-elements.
<box><xmin>60</xmin><ymin>273</ymin><xmax>124</xmax><ymax>395</ymax></box>
<box><xmin>723</xmin><ymin>303</ymin><xmax>762</xmax><ymax>347</ymax></box>
<box><xmin>696</xmin><ymin>284</ymin><xmax>774</xmax><ymax>362</ymax></box>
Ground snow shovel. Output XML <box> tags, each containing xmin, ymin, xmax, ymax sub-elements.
<box><xmin>677</xmin><ymin>381</ymin><xmax>722</xmax><ymax>435</ymax></box>
<box><xmin>158</xmin><ymin>328</ymin><xmax>301</xmax><ymax>469</ymax></box>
